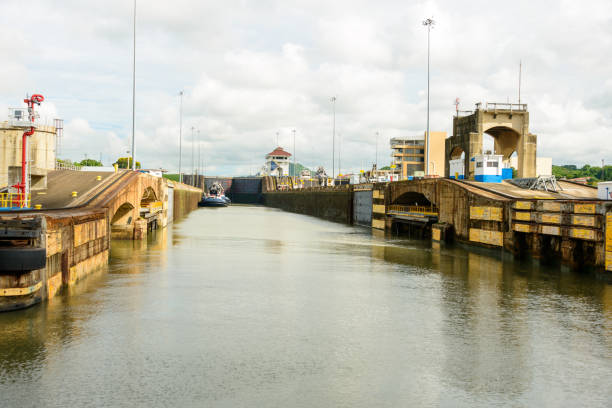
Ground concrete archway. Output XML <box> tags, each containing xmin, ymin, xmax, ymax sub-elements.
<box><xmin>445</xmin><ymin>103</ymin><xmax>537</xmax><ymax>179</ymax></box>
<box><xmin>484</xmin><ymin>126</ymin><xmax>521</xmax><ymax>159</ymax></box>
<box><xmin>110</xmin><ymin>202</ymin><xmax>135</xmax><ymax>239</ymax></box>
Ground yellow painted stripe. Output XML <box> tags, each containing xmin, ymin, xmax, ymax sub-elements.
<box><xmin>469</xmin><ymin>228</ymin><xmax>503</xmax><ymax>246</ymax></box>
<box><xmin>372</xmin><ymin>219</ymin><xmax>385</xmax><ymax>230</ymax></box>
<box><xmin>514</xmin><ymin>201</ymin><xmax>533</xmax><ymax>210</ymax></box>
<box><xmin>0</xmin><ymin>281</ymin><xmax>43</xmax><ymax>297</ymax></box>
<box><xmin>513</xmin><ymin>223</ymin><xmax>532</xmax><ymax>233</ymax></box>
<box><xmin>373</xmin><ymin>204</ymin><xmax>386</xmax><ymax>214</ymax></box>
<box><xmin>606</xmin><ymin>251</ymin><xmax>612</xmax><ymax>271</ymax></box>
<box><xmin>470</xmin><ymin>206</ymin><xmax>503</xmax><ymax>221</ymax></box>
<box><xmin>569</xmin><ymin>228</ymin><xmax>596</xmax><ymax>240</ymax></box>
<box><xmin>606</xmin><ymin>213</ymin><xmax>612</xmax><ymax>252</ymax></box>
<box><xmin>514</xmin><ymin>211</ymin><xmax>531</xmax><ymax>221</ymax></box>
<box><xmin>574</xmin><ymin>203</ymin><xmax>596</xmax><ymax>214</ymax></box>
<box><xmin>572</xmin><ymin>215</ymin><xmax>595</xmax><ymax>227</ymax></box>
<box><xmin>432</xmin><ymin>228</ymin><xmax>441</xmax><ymax>241</ymax></box>
<box><xmin>541</xmin><ymin>213</ymin><xmax>561</xmax><ymax>224</ymax></box>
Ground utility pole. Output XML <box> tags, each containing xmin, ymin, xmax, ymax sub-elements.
<box><xmin>338</xmin><ymin>132</ymin><xmax>342</xmax><ymax>175</ymax></box>
<box><xmin>178</xmin><ymin>90</ymin><xmax>183</xmax><ymax>183</ymax></box>
<box><xmin>191</xmin><ymin>126</ymin><xmax>195</xmax><ymax>182</ymax></box>
<box><xmin>423</xmin><ymin>17</ymin><xmax>435</xmax><ymax>176</ymax></box>
<box><xmin>518</xmin><ymin>60</ymin><xmax>522</xmax><ymax>105</ymax></box>
<box><xmin>292</xmin><ymin>129</ymin><xmax>296</xmax><ymax>177</ymax></box>
<box><xmin>602</xmin><ymin>159</ymin><xmax>605</xmax><ymax>181</ymax></box>
<box><xmin>331</xmin><ymin>96</ymin><xmax>336</xmax><ymax>178</ymax></box>
<box><xmin>131</xmin><ymin>0</ymin><xmax>137</xmax><ymax>171</ymax></box>
<box><xmin>197</xmin><ymin>129</ymin><xmax>201</xmax><ymax>185</ymax></box>
<box><xmin>375</xmin><ymin>131</ymin><xmax>379</xmax><ymax>169</ymax></box>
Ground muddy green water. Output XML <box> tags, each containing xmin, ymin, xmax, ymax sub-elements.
<box><xmin>1</xmin><ymin>205</ymin><xmax>611</xmax><ymax>407</ymax></box>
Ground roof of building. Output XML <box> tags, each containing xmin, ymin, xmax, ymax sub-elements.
<box><xmin>266</xmin><ymin>147</ymin><xmax>291</xmax><ymax>157</ymax></box>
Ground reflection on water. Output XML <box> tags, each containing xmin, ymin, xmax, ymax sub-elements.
<box><xmin>0</xmin><ymin>205</ymin><xmax>610</xmax><ymax>407</ymax></box>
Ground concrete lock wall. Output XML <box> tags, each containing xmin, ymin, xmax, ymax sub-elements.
<box><xmin>170</xmin><ymin>181</ymin><xmax>202</xmax><ymax>221</ymax></box>
<box><xmin>263</xmin><ymin>187</ymin><xmax>353</xmax><ymax>224</ymax></box>
<box><xmin>0</xmin><ymin>210</ymin><xmax>110</xmax><ymax>311</ymax></box>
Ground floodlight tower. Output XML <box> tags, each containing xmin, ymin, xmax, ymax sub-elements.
<box><xmin>423</xmin><ymin>17</ymin><xmax>435</xmax><ymax>176</ymax></box>
<box><xmin>12</xmin><ymin>94</ymin><xmax>44</xmax><ymax>207</ymax></box>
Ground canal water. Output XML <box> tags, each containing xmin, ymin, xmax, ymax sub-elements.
<box><xmin>1</xmin><ymin>206</ymin><xmax>611</xmax><ymax>407</ymax></box>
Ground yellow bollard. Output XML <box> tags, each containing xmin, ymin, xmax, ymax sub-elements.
<box><xmin>96</xmin><ymin>175</ymin><xmax>102</xmax><ymax>181</ymax></box>
<box><xmin>72</xmin><ymin>191</ymin><xmax>78</xmax><ymax>197</ymax></box>
<box><xmin>34</xmin><ymin>204</ymin><xmax>42</xmax><ymax>210</ymax></box>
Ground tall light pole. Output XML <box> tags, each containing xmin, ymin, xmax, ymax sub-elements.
<box><xmin>191</xmin><ymin>126</ymin><xmax>195</xmax><ymax>181</ymax></box>
<box><xmin>331</xmin><ymin>96</ymin><xmax>336</xmax><ymax>178</ymax></box>
<box><xmin>292</xmin><ymin>129</ymin><xmax>296</xmax><ymax>177</ymax></box>
<box><xmin>197</xmin><ymin>129</ymin><xmax>201</xmax><ymax>181</ymax></box>
<box><xmin>131</xmin><ymin>0</ymin><xmax>137</xmax><ymax>171</ymax></box>
<box><xmin>178</xmin><ymin>91</ymin><xmax>183</xmax><ymax>183</ymax></box>
<box><xmin>423</xmin><ymin>17</ymin><xmax>435</xmax><ymax>176</ymax></box>
<box><xmin>338</xmin><ymin>132</ymin><xmax>342</xmax><ymax>175</ymax></box>
<box><xmin>375</xmin><ymin>131</ymin><xmax>379</xmax><ymax>169</ymax></box>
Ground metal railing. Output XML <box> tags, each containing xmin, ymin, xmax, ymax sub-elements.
<box><xmin>477</xmin><ymin>102</ymin><xmax>528</xmax><ymax>112</ymax></box>
<box><xmin>0</xmin><ymin>193</ymin><xmax>31</xmax><ymax>209</ymax></box>
<box><xmin>387</xmin><ymin>204</ymin><xmax>438</xmax><ymax>215</ymax></box>
<box><xmin>55</xmin><ymin>160</ymin><xmax>82</xmax><ymax>171</ymax></box>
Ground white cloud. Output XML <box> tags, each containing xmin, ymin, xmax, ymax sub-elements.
<box><xmin>0</xmin><ymin>0</ymin><xmax>610</xmax><ymax>174</ymax></box>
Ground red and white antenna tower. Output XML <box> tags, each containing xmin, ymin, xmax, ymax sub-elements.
<box><xmin>12</xmin><ymin>94</ymin><xmax>44</xmax><ymax>207</ymax></box>
<box><xmin>454</xmin><ymin>97</ymin><xmax>460</xmax><ymax>116</ymax></box>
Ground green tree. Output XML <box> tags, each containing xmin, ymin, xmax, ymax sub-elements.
<box><xmin>77</xmin><ymin>159</ymin><xmax>103</xmax><ymax>167</ymax></box>
<box><xmin>115</xmin><ymin>157</ymin><xmax>141</xmax><ymax>169</ymax></box>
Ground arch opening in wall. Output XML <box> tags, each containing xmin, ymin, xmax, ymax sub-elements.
<box><xmin>140</xmin><ymin>186</ymin><xmax>158</xmax><ymax>207</ymax></box>
<box><xmin>449</xmin><ymin>146</ymin><xmax>465</xmax><ymax>180</ymax></box>
<box><xmin>392</xmin><ymin>191</ymin><xmax>432</xmax><ymax>207</ymax></box>
<box><xmin>111</xmin><ymin>202</ymin><xmax>135</xmax><ymax>226</ymax></box>
<box><xmin>483</xmin><ymin>126</ymin><xmax>521</xmax><ymax>159</ymax></box>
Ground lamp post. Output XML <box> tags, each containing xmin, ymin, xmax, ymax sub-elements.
<box><xmin>131</xmin><ymin>0</ymin><xmax>137</xmax><ymax>171</ymax></box>
<box><xmin>191</xmin><ymin>126</ymin><xmax>195</xmax><ymax>182</ymax></box>
<box><xmin>178</xmin><ymin>90</ymin><xmax>183</xmax><ymax>183</ymax></box>
<box><xmin>423</xmin><ymin>17</ymin><xmax>435</xmax><ymax>176</ymax></box>
<box><xmin>338</xmin><ymin>132</ymin><xmax>342</xmax><ymax>176</ymax></box>
<box><xmin>197</xmin><ymin>129</ymin><xmax>201</xmax><ymax>181</ymax></box>
<box><xmin>331</xmin><ymin>96</ymin><xmax>336</xmax><ymax>179</ymax></box>
<box><xmin>292</xmin><ymin>129</ymin><xmax>296</xmax><ymax>177</ymax></box>
<box><xmin>375</xmin><ymin>131</ymin><xmax>379</xmax><ymax>169</ymax></box>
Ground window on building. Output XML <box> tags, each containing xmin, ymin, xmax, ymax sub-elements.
<box><xmin>477</xmin><ymin>162</ymin><xmax>483</xmax><ymax>168</ymax></box>
<box><xmin>418</xmin><ymin>149</ymin><xmax>425</xmax><ymax>154</ymax></box>
<box><xmin>487</xmin><ymin>161</ymin><xmax>499</xmax><ymax>167</ymax></box>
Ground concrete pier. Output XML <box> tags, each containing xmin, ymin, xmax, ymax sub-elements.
<box><xmin>262</xmin><ymin>177</ymin><xmax>612</xmax><ymax>272</ymax></box>
<box><xmin>0</xmin><ymin>171</ymin><xmax>202</xmax><ymax>311</ymax></box>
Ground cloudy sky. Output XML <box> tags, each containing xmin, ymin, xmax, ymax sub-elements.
<box><xmin>1</xmin><ymin>0</ymin><xmax>610</xmax><ymax>175</ymax></box>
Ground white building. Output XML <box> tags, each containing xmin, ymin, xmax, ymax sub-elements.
<box><xmin>449</xmin><ymin>158</ymin><xmax>464</xmax><ymax>179</ymax></box>
<box><xmin>597</xmin><ymin>181</ymin><xmax>612</xmax><ymax>200</ymax></box>
<box><xmin>473</xmin><ymin>154</ymin><xmax>513</xmax><ymax>183</ymax></box>
<box><xmin>264</xmin><ymin>147</ymin><xmax>291</xmax><ymax>177</ymax></box>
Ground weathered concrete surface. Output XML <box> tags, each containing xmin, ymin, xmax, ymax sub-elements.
<box><xmin>31</xmin><ymin>170</ymin><xmax>125</xmax><ymax>209</ymax></box>
<box><xmin>0</xmin><ymin>173</ymin><xmax>202</xmax><ymax>311</ymax></box>
<box><xmin>0</xmin><ymin>209</ymin><xmax>109</xmax><ymax>311</ymax></box>
<box><xmin>263</xmin><ymin>187</ymin><xmax>352</xmax><ymax>224</ymax></box>
<box><xmin>263</xmin><ymin>176</ymin><xmax>611</xmax><ymax>272</ymax></box>
<box><xmin>170</xmin><ymin>181</ymin><xmax>202</xmax><ymax>221</ymax></box>
<box><xmin>445</xmin><ymin>105</ymin><xmax>536</xmax><ymax>179</ymax></box>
